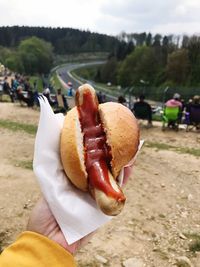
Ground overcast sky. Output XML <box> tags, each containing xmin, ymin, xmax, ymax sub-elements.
<box><xmin>0</xmin><ymin>0</ymin><xmax>200</xmax><ymax>36</ymax></box>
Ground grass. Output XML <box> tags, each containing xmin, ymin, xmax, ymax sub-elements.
<box><xmin>146</xmin><ymin>142</ymin><xmax>200</xmax><ymax>157</ymax></box>
<box><xmin>71</xmin><ymin>68</ymin><xmax>121</xmax><ymax>98</ymax></box>
<box><xmin>53</xmin><ymin>52</ymin><xmax>108</xmax><ymax>65</ymax></box>
<box><xmin>0</xmin><ymin>94</ymin><xmax>11</xmax><ymax>102</ymax></box>
<box><xmin>0</xmin><ymin>119</ymin><xmax>37</xmax><ymax>135</ymax></box>
<box><xmin>184</xmin><ymin>232</ymin><xmax>200</xmax><ymax>252</ymax></box>
<box><xmin>177</xmin><ymin>147</ymin><xmax>200</xmax><ymax>157</ymax></box>
<box><xmin>152</xmin><ymin>113</ymin><xmax>162</xmax><ymax>121</ymax></box>
<box><xmin>77</xmin><ymin>262</ymin><xmax>100</xmax><ymax>267</ymax></box>
<box><xmin>145</xmin><ymin>142</ymin><xmax>174</xmax><ymax>150</ymax></box>
<box><xmin>29</xmin><ymin>76</ymin><xmax>43</xmax><ymax>92</ymax></box>
<box><xmin>15</xmin><ymin>160</ymin><xmax>33</xmax><ymax>170</ymax></box>
<box><xmin>50</xmin><ymin>71</ymin><xmax>64</xmax><ymax>92</ymax></box>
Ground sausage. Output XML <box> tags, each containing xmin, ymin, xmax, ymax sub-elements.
<box><xmin>75</xmin><ymin>85</ymin><xmax>126</xmax><ymax>216</ymax></box>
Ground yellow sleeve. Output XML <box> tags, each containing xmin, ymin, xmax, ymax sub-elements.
<box><xmin>0</xmin><ymin>231</ymin><xmax>77</xmax><ymax>267</ymax></box>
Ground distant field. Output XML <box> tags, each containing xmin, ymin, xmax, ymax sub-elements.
<box><xmin>54</xmin><ymin>52</ymin><xmax>108</xmax><ymax>66</ymax></box>
<box><xmin>29</xmin><ymin>76</ymin><xmax>43</xmax><ymax>92</ymax></box>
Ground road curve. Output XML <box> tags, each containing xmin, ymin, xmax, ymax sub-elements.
<box><xmin>56</xmin><ymin>61</ymin><xmax>104</xmax><ymax>90</ymax></box>
<box><xmin>56</xmin><ymin>61</ymin><xmax>118</xmax><ymax>102</ymax></box>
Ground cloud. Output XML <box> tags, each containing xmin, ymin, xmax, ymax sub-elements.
<box><xmin>95</xmin><ymin>0</ymin><xmax>200</xmax><ymax>34</ymax></box>
<box><xmin>0</xmin><ymin>0</ymin><xmax>103</xmax><ymax>30</ymax></box>
<box><xmin>0</xmin><ymin>0</ymin><xmax>200</xmax><ymax>35</ymax></box>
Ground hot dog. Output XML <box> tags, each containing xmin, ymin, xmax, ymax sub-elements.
<box><xmin>60</xmin><ymin>84</ymin><xmax>139</xmax><ymax>216</ymax></box>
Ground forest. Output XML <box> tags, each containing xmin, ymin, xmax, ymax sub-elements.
<box><xmin>0</xmin><ymin>26</ymin><xmax>120</xmax><ymax>54</ymax></box>
<box><xmin>0</xmin><ymin>27</ymin><xmax>200</xmax><ymax>99</ymax></box>
<box><xmin>77</xmin><ymin>32</ymin><xmax>200</xmax><ymax>99</ymax></box>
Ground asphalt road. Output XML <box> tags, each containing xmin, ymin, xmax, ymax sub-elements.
<box><xmin>56</xmin><ymin>61</ymin><xmax>103</xmax><ymax>90</ymax></box>
<box><xmin>55</xmin><ymin>62</ymin><xmax>163</xmax><ymax>107</ymax></box>
<box><xmin>56</xmin><ymin>61</ymin><xmax>118</xmax><ymax>102</ymax></box>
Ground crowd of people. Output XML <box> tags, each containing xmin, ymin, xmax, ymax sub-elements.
<box><xmin>1</xmin><ymin>74</ymin><xmax>199</xmax><ymax>129</ymax></box>
<box><xmin>129</xmin><ymin>92</ymin><xmax>200</xmax><ymax>130</ymax></box>
<box><xmin>1</xmin><ymin>74</ymin><xmax>39</xmax><ymax>107</ymax></box>
<box><xmin>0</xmin><ymin>74</ymin><xmax>71</xmax><ymax>114</ymax></box>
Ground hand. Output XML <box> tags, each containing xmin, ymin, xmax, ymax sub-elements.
<box><xmin>27</xmin><ymin>197</ymin><xmax>92</xmax><ymax>254</ymax></box>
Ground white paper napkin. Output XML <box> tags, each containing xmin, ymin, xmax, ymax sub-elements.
<box><xmin>33</xmin><ymin>97</ymin><xmax>142</xmax><ymax>244</ymax></box>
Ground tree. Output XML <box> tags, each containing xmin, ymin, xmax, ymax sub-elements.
<box><xmin>114</xmin><ymin>41</ymin><xmax>134</xmax><ymax>61</ymax></box>
<box><xmin>99</xmin><ymin>57</ymin><xmax>118</xmax><ymax>84</ymax></box>
<box><xmin>182</xmin><ymin>35</ymin><xmax>190</xmax><ymax>49</ymax></box>
<box><xmin>0</xmin><ymin>26</ymin><xmax>121</xmax><ymax>54</ymax></box>
<box><xmin>118</xmin><ymin>46</ymin><xmax>160</xmax><ymax>87</ymax></box>
<box><xmin>0</xmin><ymin>46</ymin><xmax>11</xmax><ymax>64</ymax></box>
<box><xmin>187</xmin><ymin>36</ymin><xmax>200</xmax><ymax>84</ymax></box>
<box><xmin>152</xmin><ymin>34</ymin><xmax>162</xmax><ymax>47</ymax></box>
<box><xmin>162</xmin><ymin>36</ymin><xmax>169</xmax><ymax>66</ymax></box>
<box><xmin>5</xmin><ymin>53</ymin><xmax>24</xmax><ymax>73</ymax></box>
<box><xmin>166</xmin><ymin>49</ymin><xmax>190</xmax><ymax>84</ymax></box>
<box><xmin>146</xmin><ymin>33</ymin><xmax>152</xmax><ymax>46</ymax></box>
<box><xmin>18</xmin><ymin>37</ymin><xmax>53</xmax><ymax>74</ymax></box>
<box><xmin>132</xmin><ymin>33</ymin><xmax>146</xmax><ymax>46</ymax></box>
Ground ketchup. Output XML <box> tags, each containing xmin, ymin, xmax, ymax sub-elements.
<box><xmin>77</xmin><ymin>90</ymin><xmax>125</xmax><ymax>201</ymax></box>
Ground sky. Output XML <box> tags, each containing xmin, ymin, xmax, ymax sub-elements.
<box><xmin>0</xmin><ymin>0</ymin><xmax>200</xmax><ymax>36</ymax></box>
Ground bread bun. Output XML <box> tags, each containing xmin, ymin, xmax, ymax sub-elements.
<box><xmin>60</xmin><ymin>103</ymin><xmax>139</xmax><ymax>189</ymax></box>
<box><xmin>98</xmin><ymin>102</ymin><xmax>139</xmax><ymax>178</ymax></box>
<box><xmin>60</xmin><ymin>84</ymin><xmax>139</xmax><ymax>215</ymax></box>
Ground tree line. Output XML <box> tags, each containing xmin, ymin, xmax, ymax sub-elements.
<box><xmin>0</xmin><ymin>26</ymin><xmax>120</xmax><ymax>54</ymax></box>
<box><xmin>95</xmin><ymin>33</ymin><xmax>200</xmax><ymax>100</ymax></box>
<box><xmin>0</xmin><ymin>26</ymin><xmax>130</xmax><ymax>75</ymax></box>
<box><xmin>0</xmin><ymin>37</ymin><xmax>53</xmax><ymax>74</ymax></box>
<box><xmin>0</xmin><ymin>26</ymin><xmax>200</xmax><ymax>100</ymax></box>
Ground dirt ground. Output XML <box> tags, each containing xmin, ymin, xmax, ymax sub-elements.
<box><xmin>0</xmin><ymin>102</ymin><xmax>200</xmax><ymax>267</ymax></box>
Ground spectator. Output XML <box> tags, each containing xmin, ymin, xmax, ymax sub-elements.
<box><xmin>24</xmin><ymin>77</ymin><xmax>31</xmax><ymax>91</ymax></box>
<box><xmin>27</xmin><ymin>89</ymin><xmax>34</xmax><ymax>107</ymax></box>
<box><xmin>33</xmin><ymin>89</ymin><xmax>40</xmax><ymax>107</ymax></box>
<box><xmin>118</xmin><ymin>95</ymin><xmax>126</xmax><ymax>105</ymax></box>
<box><xmin>54</xmin><ymin>88</ymin><xmax>69</xmax><ymax>114</ymax></box>
<box><xmin>165</xmin><ymin>93</ymin><xmax>182</xmax><ymax>108</ymax></box>
<box><xmin>165</xmin><ymin>93</ymin><xmax>183</xmax><ymax>124</ymax></box>
<box><xmin>185</xmin><ymin>98</ymin><xmax>193</xmax><ymax>112</ymax></box>
<box><xmin>33</xmin><ymin>80</ymin><xmax>37</xmax><ymax>91</ymax></box>
<box><xmin>67</xmin><ymin>82</ymin><xmax>73</xmax><ymax>97</ymax></box>
<box><xmin>97</xmin><ymin>91</ymin><xmax>103</xmax><ymax>103</ymax></box>
<box><xmin>191</xmin><ymin>95</ymin><xmax>200</xmax><ymax>108</ymax></box>
<box><xmin>185</xmin><ymin>95</ymin><xmax>200</xmax><ymax>129</ymax></box>
<box><xmin>102</xmin><ymin>93</ymin><xmax>106</xmax><ymax>103</ymax></box>
<box><xmin>16</xmin><ymin>86</ymin><xmax>34</xmax><ymax>107</ymax></box>
<box><xmin>43</xmin><ymin>87</ymin><xmax>54</xmax><ymax>106</ymax></box>
<box><xmin>3</xmin><ymin>76</ymin><xmax>14</xmax><ymax>102</ymax></box>
<box><xmin>97</xmin><ymin>92</ymin><xmax>106</xmax><ymax>103</ymax></box>
<box><xmin>12</xmin><ymin>75</ymin><xmax>20</xmax><ymax>91</ymax></box>
<box><xmin>133</xmin><ymin>95</ymin><xmax>152</xmax><ymax>126</ymax></box>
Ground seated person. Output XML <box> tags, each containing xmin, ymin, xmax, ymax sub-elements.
<box><xmin>165</xmin><ymin>93</ymin><xmax>182</xmax><ymax>126</ymax></box>
<box><xmin>133</xmin><ymin>95</ymin><xmax>152</xmax><ymax>126</ymax></box>
<box><xmin>43</xmin><ymin>87</ymin><xmax>55</xmax><ymax>106</ymax></box>
<box><xmin>97</xmin><ymin>91</ymin><xmax>104</xmax><ymax>104</ymax></box>
<box><xmin>187</xmin><ymin>95</ymin><xmax>200</xmax><ymax>112</ymax></box>
<box><xmin>16</xmin><ymin>86</ymin><xmax>34</xmax><ymax>107</ymax></box>
<box><xmin>54</xmin><ymin>88</ymin><xmax>69</xmax><ymax>114</ymax></box>
<box><xmin>3</xmin><ymin>76</ymin><xmax>14</xmax><ymax>103</ymax></box>
<box><xmin>118</xmin><ymin>95</ymin><xmax>126</xmax><ymax>106</ymax></box>
<box><xmin>186</xmin><ymin>95</ymin><xmax>200</xmax><ymax>128</ymax></box>
<box><xmin>165</xmin><ymin>93</ymin><xmax>182</xmax><ymax>108</ymax></box>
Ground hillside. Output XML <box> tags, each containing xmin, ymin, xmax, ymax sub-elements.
<box><xmin>0</xmin><ymin>102</ymin><xmax>200</xmax><ymax>266</ymax></box>
<box><xmin>0</xmin><ymin>26</ymin><xmax>120</xmax><ymax>54</ymax></box>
